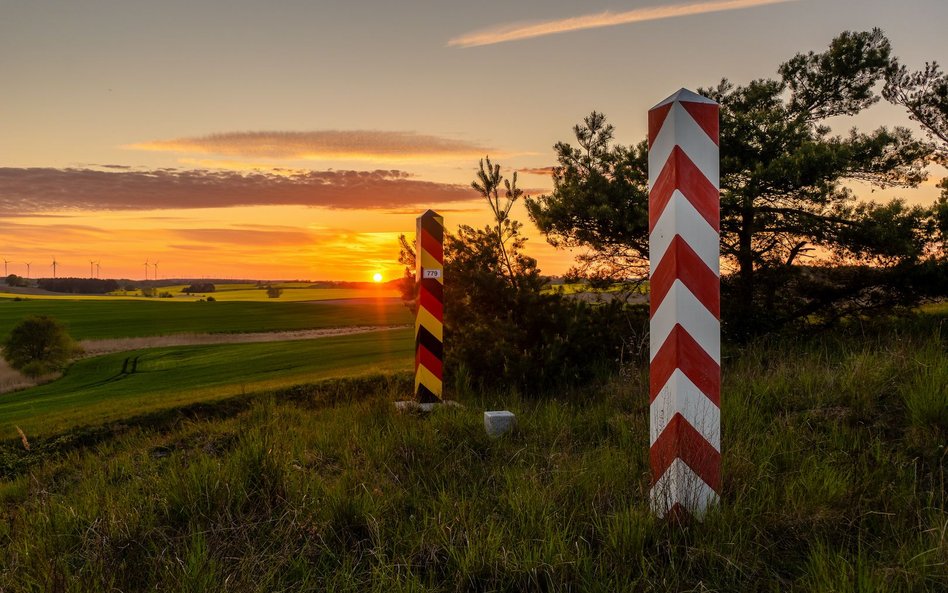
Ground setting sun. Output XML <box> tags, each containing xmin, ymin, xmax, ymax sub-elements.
<box><xmin>373</xmin><ymin>273</ymin><xmax>383</xmax><ymax>283</ymax></box>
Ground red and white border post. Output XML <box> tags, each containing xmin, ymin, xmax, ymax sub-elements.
<box><xmin>648</xmin><ymin>89</ymin><xmax>721</xmax><ymax>519</ymax></box>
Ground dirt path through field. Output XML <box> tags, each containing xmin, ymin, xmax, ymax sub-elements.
<box><xmin>0</xmin><ymin>325</ymin><xmax>409</xmax><ymax>396</ymax></box>
<box><xmin>77</xmin><ymin>325</ymin><xmax>408</xmax><ymax>356</ymax></box>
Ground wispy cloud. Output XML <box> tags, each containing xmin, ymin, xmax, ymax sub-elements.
<box><xmin>448</xmin><ymin>0</ymin><xmax>798</xmax><ymax>48</ymax></box>
<box><xmin>171</xmin><ymin>227</ymin><xmax>314</xmax><ymax>246</ymax></box>
<box><xmin>128</xmin><ymin>130</ymin><xmax>493</xmax><ymax>162</ymax></box>
<box><xmin>517</xmin><ymin>166</ymin><xmax>556</xmax><ymax>176</ymax></box>
<box><xmin>0</xmin><ymin>167</ymin><xmax>478</xmax><ymax>214</ymax></box>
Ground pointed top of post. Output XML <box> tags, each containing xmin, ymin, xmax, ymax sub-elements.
<box><xmin>418</xmin><ymin>209</ymin><xmax>441</xmax><ymax>220</ymax></box>
<box><xmin>651</xmin><ymin>88</ymin><xmax>717</xmax><ymax>110</ymax></box>
<box><xmin>648</xmin><ymin>88</ymin><xmax>720</xmax><ymax>148</ymax></box>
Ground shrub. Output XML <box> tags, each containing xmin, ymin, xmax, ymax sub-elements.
<box><xmin>1</xmin><ymin>315</ymin><xmax>81</xmax><ymax>378</ymax></box>
<box><xmin>400</xmin><ymin>157</ymin><xmax>636</xmax><ymax>393</ymax></box>
<box><xmin>5</xmin><ymin>274</ymin><xmax>27</xmax><ymax>287</ymax></box>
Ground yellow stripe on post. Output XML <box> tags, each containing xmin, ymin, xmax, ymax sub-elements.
<box><xmin>414</xmin><ymin>307</ymin><xmax>443</xmax><ymax>341</ymax></box>
<box><xmin>419</xmin><ymin>249</ymin><xmax>443</xmax><ymax>279</ymax></box>
<box><xmin>414</xmin><ymin>364</ymin><xmax>443</xmax><ymax>396</ymax></box>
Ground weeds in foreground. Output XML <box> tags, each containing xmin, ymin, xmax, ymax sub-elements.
<box><xmin>0</xmin><ymin>319</ymin><xmax>944</xmax><ymax>591</ymax></box>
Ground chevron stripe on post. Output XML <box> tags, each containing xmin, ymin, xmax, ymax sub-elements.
<box><xmin>415</xmin><ymin>209</ymin><xmax>444</xmax><ymax>404</ymax></box>
<box><xmin>648</xmin><ymin>89</ymin><xmax>721</xmax><ymax>519</ymax></box>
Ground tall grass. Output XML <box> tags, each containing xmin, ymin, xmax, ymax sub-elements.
<box><xmin>0</xmin><ymin>317</ymin><xmax>944</xmax><ymax>591</ymax></box>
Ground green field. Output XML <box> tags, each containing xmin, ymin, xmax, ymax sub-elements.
<box><xmin>0</xmin><ymin>284</ymin><xmax>401</xmax><ymax>302</ymax></box>
<box><xmin>0</xmin><ymin>328</ymin><xmax>413</xmax><ymax>437</ymax></box>
<box><xmin>0</xmin><ymin>297</ymin><xmax>410</xmax><ymax>340</ymax></box>
<box><xmin>142</xmin><ymin>284</ymin><xmax>402</xmax><ymax>302</ymax></box>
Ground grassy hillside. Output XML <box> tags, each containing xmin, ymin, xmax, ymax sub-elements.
<box><xmin>0</xmin><ymin>328</ymin><xmax>413</xmax><ymax>438</ymax></box>
<box><xmin>0</xmin><ymin>298</ymin><xmax>410</xmax><ymax>340</ymax></box>
<box><xmin>0</xmin><ymin>316</ymin><xmax>943</xmax><ymax>591</ymax></box>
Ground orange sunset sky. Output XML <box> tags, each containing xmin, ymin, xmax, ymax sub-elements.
<box><xmin>2</xmin><ymin>0</ymin><xmax>945</xmax><ymax>282</ymax></box>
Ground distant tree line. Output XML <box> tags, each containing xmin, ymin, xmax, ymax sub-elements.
<box><xmin>37</xmin><ymin>278</ymin><xmax>119</xmax><ymax>294</ymax></box>
<box><xmin>182</xmin><ymin>283</ymin><xmax>216</xmax><ymax>294</ymax></box>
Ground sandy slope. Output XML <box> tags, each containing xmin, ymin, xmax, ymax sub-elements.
<box><xmin>0</xmin><ymin>325</ymin><xmax>408</xmax><ymax>395</ymax></box>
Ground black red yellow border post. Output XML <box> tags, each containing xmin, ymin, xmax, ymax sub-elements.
<box><xmin>415</xmin><ymin>210</ymin><xmax>444</xmax><ymax>403</ymax></box>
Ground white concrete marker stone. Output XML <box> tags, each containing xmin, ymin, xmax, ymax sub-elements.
<box><xmin>484</xmin><ymin>411</ymin><xmax>515</xmax><ymax>437</ymax></box>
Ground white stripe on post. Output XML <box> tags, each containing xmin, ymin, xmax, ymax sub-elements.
<box><xmin>648</xmin><ymin>88</ymin><xmax>721</xmax><ymax>520</ymax></box>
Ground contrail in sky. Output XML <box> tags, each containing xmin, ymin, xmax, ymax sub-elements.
<box><xmin>448</xmin><ymin>0</ymin><xmax>799</xmax><ymax>48</ymax></box>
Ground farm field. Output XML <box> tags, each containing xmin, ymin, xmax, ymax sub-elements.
<box><xmin>142</xmin><ymin>283</ymin><xmax>402</xmax><ymax>302</ymax></box>
<box><xmin>0</xmin><ymin>328</ymin><xmax>413</xmax><ymax>438</ymax></box>
<box><xmin>0</xmin><ymin>283</ymin><xmax>401</xmax><ymax>302</ymax></box>
<box><xmin>0</xmin><ymin>297</ymin><xmax>411</xmax><ymax>340</ymax></box>
<box><xmin>0</xmin><ymin>315</ymin><xmax>944</xmax><ymax>591</ymax></box>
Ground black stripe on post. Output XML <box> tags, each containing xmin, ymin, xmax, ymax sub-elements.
<box><xmin>417</xmin><ymin>383</ymin><xmax>442</xmax><ymax>404</ymax></box>
<box><xmin>421</xmin><ymin>278</ymin><xmax>443</xmax><ymax>304</ymax></box>
<box><xmin>414</xmin><ymin>325</ymin><xmax>443</xmax><ymax>360</ymax></box>
<box><xmin>420</xmin><ymin>211</ymin><xmax>444</xmax><ymax>243</ymax></box>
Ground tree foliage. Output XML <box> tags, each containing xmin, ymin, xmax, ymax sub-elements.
<box><xmin>182</xmin><ymin>283</ymin><xmax>216</xmax><ymax>294</ymax></box>
<box><xmin>5</xmin><ymin>275</ymin><xmax>27</xmax><ymax>288</ymax></box>
<box><xmin>527</xmin><ymin>29</ymin><xmax>938</xmax><ymax>337</ymax></box>
<box><xmin>2</xmin><ymin>315</ymin><xmax>81</xmax><ymax>378</ymax></box>
<box><xmin>884</xmin><ymin>59</ymin><xmax>948</xmax><ymax>163</ymax></box>
<box><xmin>885</xmin><ymin>55</ymin><xmax>948</xmax><ymax>258</ymax></box>
<box><xmin>524</xmin><ymin>113</ymin><xmax>650</xmax><ymax>282</ymax></box>
<box><xmin>37</xmin><ymin>278</ymin><xmax>119</xmax><ymax>294</ymax></box>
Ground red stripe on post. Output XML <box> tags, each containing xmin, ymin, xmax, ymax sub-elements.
<box><xmin>419</xmin><ymin>283</ymin><xmax>444</xmax><ymax>322</ymax></box>
<box><xmin>648</xmin><ymin>147</ymin><xmax>719</xmax><ymax>233</ymax></box>
<box><xmin>649</xmin><ymin>413</ymin><xmax>722</xmax><ymax>492</ymax></box>
<box><xmin>418</xmin><ymin>343</ymin><xmax>443</xmax><ymax>380</ymax></box>
<box><xmin>649</xmin><ymin>324</ymin><xmax>720</xmax><ymax>406</ymax></box>
<box><xmin>649</xmin><ymin>236</ymin><xmax>720</xmax><ymax>318</ymax></box>
<box><xmin>680</xmin><ymin>101</ymin><xmax>720</xmax><ymax>145</ymax></box>
<box><xmin>421</xmin><ymin>227</ymin><xmax>444</xmax><ymax>265</ymax></box>
<box><xmin>648</xmin><ymin>102</ymin><xmax>674</xmax><ymax>148</ymax></box>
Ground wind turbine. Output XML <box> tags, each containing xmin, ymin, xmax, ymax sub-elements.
<box><xmin>153</xmin><ymin>260</ymin><xmax>159</xmax><ymax>281</ymax></box>
<box><xmin>3</xmin><ymin>259</ymin><xmax>9</xmax><ymax>276</ymax></box>
<box><xmin>89</xmin><ymin>260</ymin><xmax>96</xmax><ymax>279</ymax></box>
<box><xmin>25</xmin><ymin>262</ymin><xmax>31</xmax><ymax>279</ymax></box>
<box><xmin>51</xmin><ymin>257</ymin><xmax>58</xmax><ymax>278</ymax></box>
<box><xmin>95</xmin><ymin>262</ymin><xmax>101</xmax><ymax>279</ymax></box>
<box><xmin>144</xmin><ymin>258</ymin><xmax>149</xmax><ymax>281</ymax></box>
